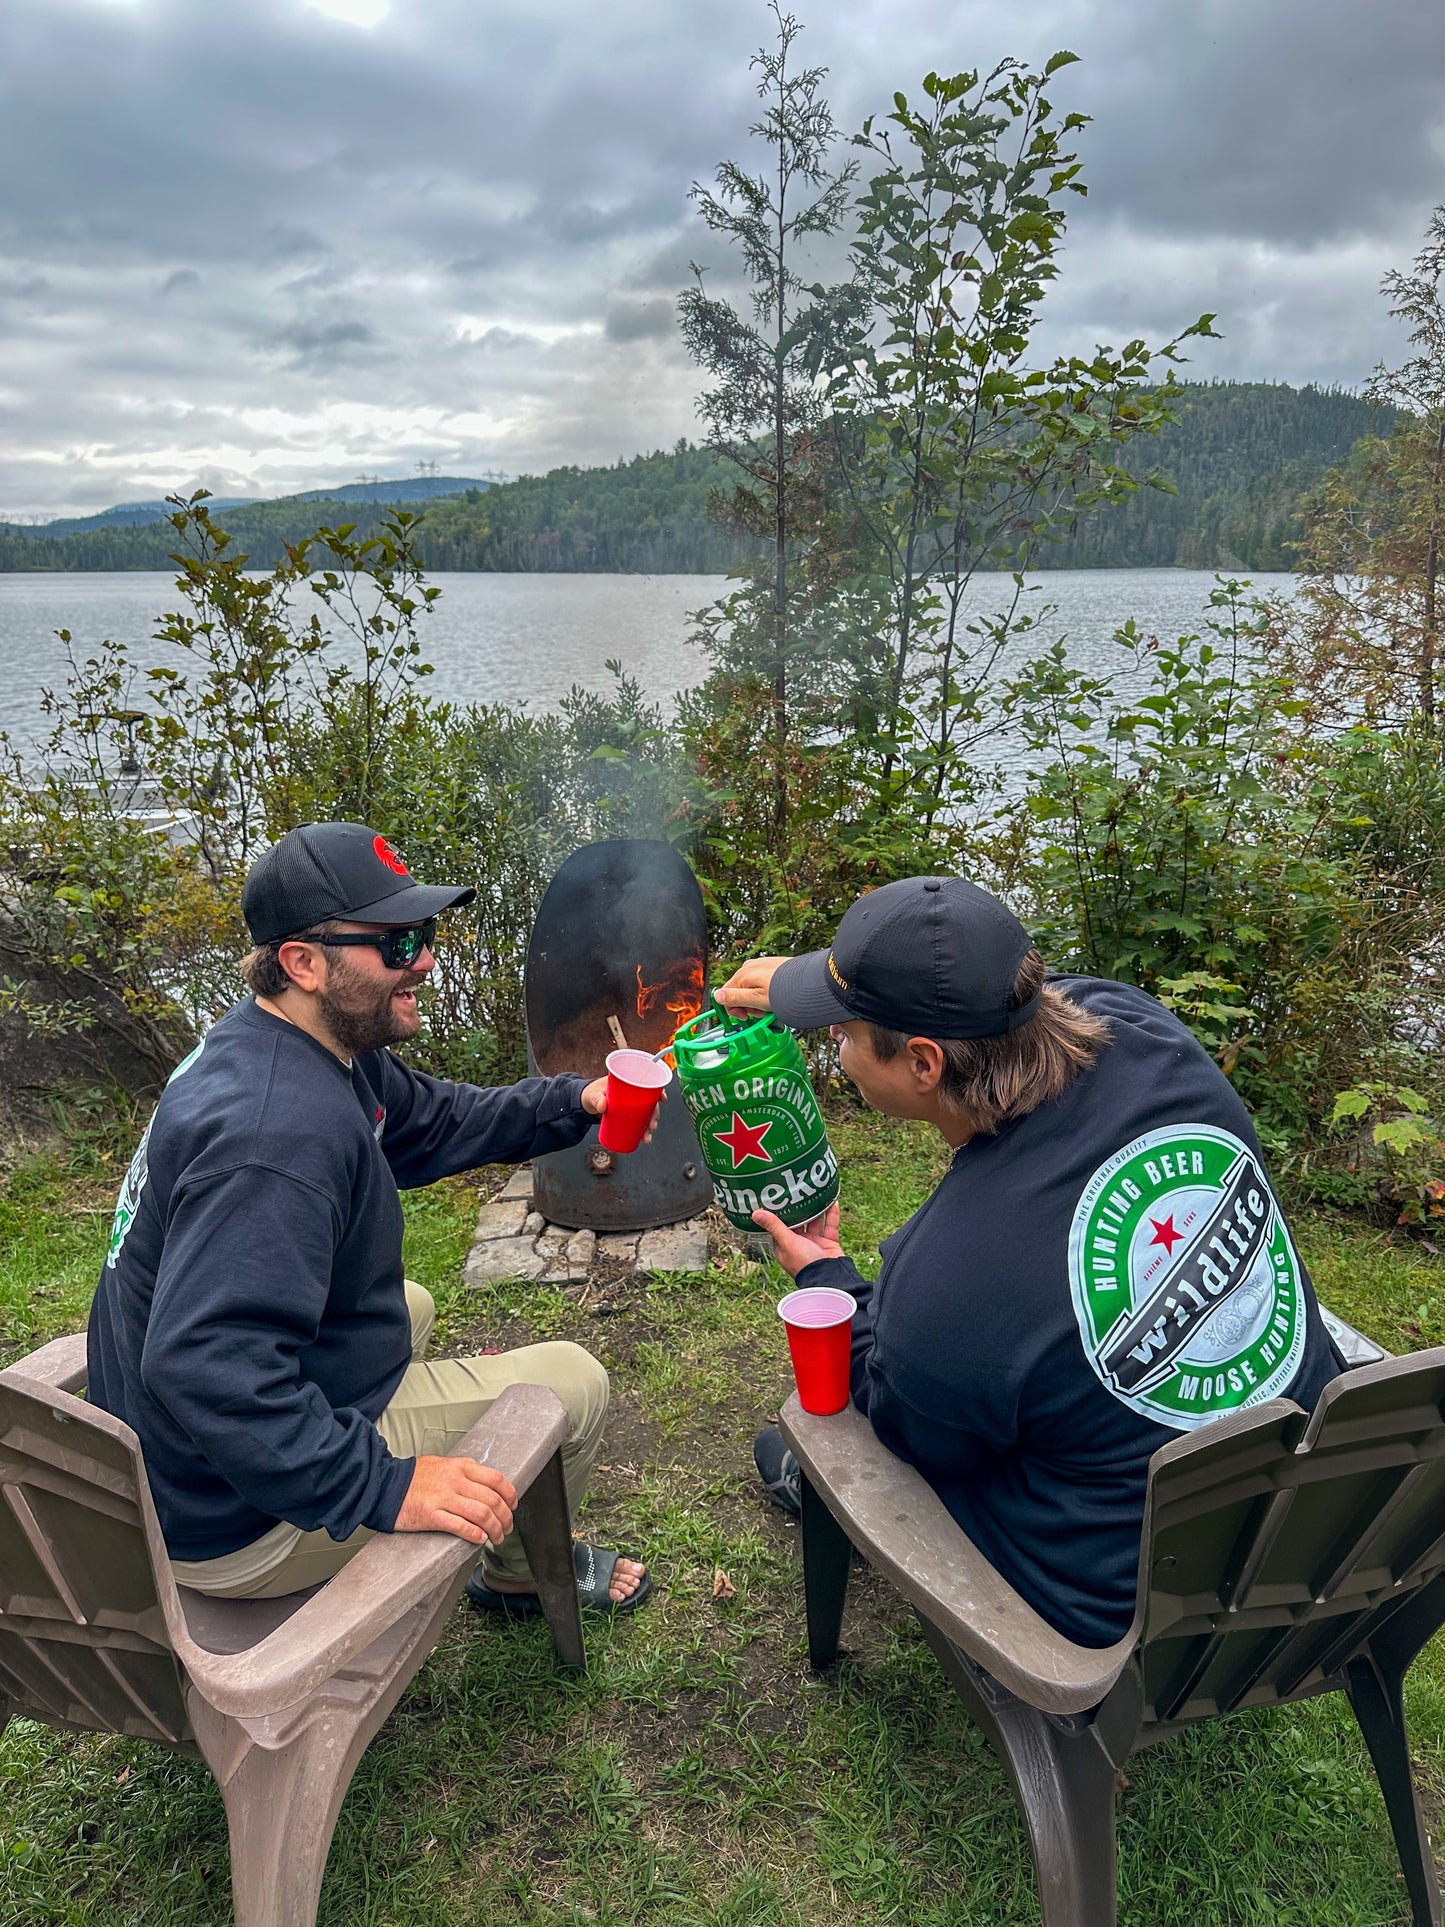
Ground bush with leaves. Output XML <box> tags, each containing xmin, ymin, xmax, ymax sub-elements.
<box><xmin>0</xmin><ymin>498</ymin><xmax>695</xmax><ymax>1096</ymax></box>
<box><xmin>678</xmin><ymin>670</ymin><xmax>955</xmax><ymax>962</ymax></box>
<box><xmin>1329</xmin><ymin>1083</ymin><xmax>1445</xmax><ymax>1227</ymax></box>
<box><xmin>1000</xmin><ymin>580</ymin><xmax>1436</xmax><ymax>1149</ymax></box>
<box><xmin>288</xmin><ymin>663</ymin><xmax>694</xmax><ymax>1083</ymax></box>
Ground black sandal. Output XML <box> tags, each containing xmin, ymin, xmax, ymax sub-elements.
<box><xmin>465</xmin><ymin>1541</ymin><xmax>652</xmax><ymax>1617</ymax></box>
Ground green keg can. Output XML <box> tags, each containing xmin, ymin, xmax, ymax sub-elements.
<box><xmin>672</xmin><ymin>1005</ymin><xmax>840</xmax><ymax>1230</ymax></box>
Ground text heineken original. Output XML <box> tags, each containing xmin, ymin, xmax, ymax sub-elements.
<box><xmin>672</xmin><ymin>1005</ymin><xmax>840</xmax><ymax>1230</ymax></box>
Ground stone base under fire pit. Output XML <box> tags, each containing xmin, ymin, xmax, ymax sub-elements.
<box><xmin>464</xmin><ymin>1165</ymin><xmax>711</xmax><ymax>1290</ymax></box>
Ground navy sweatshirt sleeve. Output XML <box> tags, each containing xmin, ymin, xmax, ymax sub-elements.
<box><xmin>794</xmin><ymin>1254</ymin><xmax>877</xmax><ymax>1403</ymax></box>
<box><xmin>139</xmin><ymin>1163</ymin><xmax>415</xmax><ymax>1540</ymax></box>
<box><xmin>795</xmin><ymin>1250</ymin><xmax>1003</xmax><ymax>1484</ymax></box>
<box><xmin>367</xmin><ymin>1054</ymin><xmax>591</xmax><ymax>1187</ymax></box>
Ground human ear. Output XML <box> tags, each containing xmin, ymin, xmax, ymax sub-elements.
<box><xmin>908</xmin><ymin>1037</ymin><xmax>945</xmax><ymax>1091</ymax></box>
<box><xmin>276</xmin><ymin>938</ymin><xmax>326</xmax><ymax>995</ymax></box>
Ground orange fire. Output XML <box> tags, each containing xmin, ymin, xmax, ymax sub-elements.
<box><xmin>635</xmin><ymin>951</ymin><xmax>706</xmax><ymax>1060</ymax></box>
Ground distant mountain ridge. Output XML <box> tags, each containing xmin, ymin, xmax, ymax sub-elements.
<box><xmin>0</xmin><ymin>386</ymin><xmax>1397</xmax><ymax>574</ymax></box>
<box><xmin>9</xmin><ymin>475</ymin><xmax>498</xmax><ymax>539</ymax></box>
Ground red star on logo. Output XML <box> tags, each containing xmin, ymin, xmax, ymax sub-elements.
<box><xmin>715</xmin><ymin>1112</ymin><xmax>773</xmax><ymax>1169</ymax></box>
<box><xmin>1149</xmin><ymin>1213</ymin><xmax>1184</xmax><ymax>1255</ymax></box>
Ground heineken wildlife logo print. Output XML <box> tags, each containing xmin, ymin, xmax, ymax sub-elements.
<box><xmin>106</xmin><ymin>1038</ymin><xmax>207</xmax><ymax>1271</ymax></box>
<box><xmin>1067</xmin><ymin>1124</ymin><xmax>1306</xmax><ymax>1431</ymax></box>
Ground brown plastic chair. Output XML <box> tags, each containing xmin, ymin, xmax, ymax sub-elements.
<box><xmin>782</xmin><ymin>1342</ymin><xmax>1445</xmax><ymax>1927</ymax></box>
<box><xmin>0</xmin><ymin>1332</ymin><xmax>586</xmax><ymax>1927</ymax></box>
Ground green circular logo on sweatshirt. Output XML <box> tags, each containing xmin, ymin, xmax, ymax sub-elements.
<box><xmin>1067</xmin><ymin>1124</ymin><xmax>1305</xmax><ymax>1432</ymax></box>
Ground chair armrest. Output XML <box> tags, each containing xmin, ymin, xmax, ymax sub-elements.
<box><xmin>780</xmin><ymin>1394</ymin><xmax>1137</xmax><ymax>1716</ymax></box>
<box><xmin>176</xmin><ymin>1382</ymin><xmax>571</xmax><ymax>1718</ymax></box>
<box><xmin>11</xmin><ymin>1332</ymin><xmax>89</xmax><ymax>1393</ymax></box>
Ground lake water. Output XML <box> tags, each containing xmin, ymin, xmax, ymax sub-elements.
<box><xmin>0</xmin><ymin>568</ymin><xmax>1299</xmax><ymax>753</ymax></box>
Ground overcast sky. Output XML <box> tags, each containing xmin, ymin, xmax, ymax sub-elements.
<box><xmin>2</xmin><ymin>0</ymin><xmax>1442</xmax><ymax>519</ymax></box>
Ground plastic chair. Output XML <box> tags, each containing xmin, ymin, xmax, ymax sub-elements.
<box><xmin>0</xmin><ymin>1332</ymin><xmax>586</xmax><ymax>1927</ymax></box>
<box><xmin>782</xmin><ymin>1344</ymin><xmax>1445</xmax><ymax>1927</ymax></box>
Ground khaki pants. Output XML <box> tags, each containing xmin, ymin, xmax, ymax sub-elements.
<box><xmin>171</xmin><ymin>1282</ymin><xmax>609</xmax><ymax>1600</ymax></box>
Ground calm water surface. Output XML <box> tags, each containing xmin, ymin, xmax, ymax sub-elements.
<box><xmin>0</xmin><ymin>568</ymin><xmax>1299</xmax><ymax>752</ymax></box>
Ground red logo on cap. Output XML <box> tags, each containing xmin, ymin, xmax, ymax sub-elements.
<box><xmin>372</xmin><ymin>835</ymin><xmax>409</xmax><ymax>876</ymax></box>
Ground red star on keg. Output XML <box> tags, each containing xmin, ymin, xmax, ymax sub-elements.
<box><xmin>1148</xmin><ymin>1213</ymin><xmax>1184</xmax><ymax>1255</ymax></box>
<box><xmin>715</xmin><ymin>1112</ymin><xmax>773</xmax><ymax>1169</ymax></box>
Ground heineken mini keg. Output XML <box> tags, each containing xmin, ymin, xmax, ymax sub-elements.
<box><xmin>672</xmin><ymin>1005</ymin><xmax>840</xmax><ymax>1230</ymax></box>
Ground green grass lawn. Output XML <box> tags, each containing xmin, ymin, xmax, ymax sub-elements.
<box><xmin>0</xmin><ymin>1109</ymin><xmax>1442</xmax><ymax>1925</ymax></box>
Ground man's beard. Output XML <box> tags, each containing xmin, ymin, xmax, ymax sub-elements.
<box><xmin>316</xmin><ymin>955</ymin><xmax>424</xmax><ymax>1057</ymax></box>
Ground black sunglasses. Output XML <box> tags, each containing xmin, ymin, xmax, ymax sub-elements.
<box><xmin>292</xmin><ymin>919</ymin><xmax>438</xmax><ymax>971</ymax></box>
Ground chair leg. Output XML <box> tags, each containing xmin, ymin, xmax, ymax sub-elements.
<box><xmin>917</xmin><ymin>1617</ymin><xmax>1119</xmax><ymax>1927</ymax></box>
<box><xmin>514</xmin><ymin>1446</ymin><xmax>586</xmax><ymax>1672</ymax></box>
<box><xmin>1345</xmin><ymin>1653</ymin><xmax>1443</xmax><ymax>1927</ymax></box>
<box><xmin>217</xmin><ymin>1720</ymin><xmax>364</xmax><ymax>1927</ymax></box>
<box><xmin>800</xmin><ymin>1471</ymin><xmax>851</xmax><ymax>1671</ymax></box>
<box><xmin>192</xmin><ymin>1584</ymin><xmax>467</xmax><ymax>1927</ymax></box>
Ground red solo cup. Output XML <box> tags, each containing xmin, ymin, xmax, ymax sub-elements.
<box><xmin>597</xmin><ymin>1049</ymin><xmax>672</xmax><ymax>1153</ymax></box>
<box><xmin>777</xmin><ymin>1286</ymin><xmax>857</xmax><ymax>1416</ymax></box>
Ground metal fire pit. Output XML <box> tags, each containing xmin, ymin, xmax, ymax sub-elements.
<box><xmin>525</xmin><ymin>839</ymin><xmax>713</xmax><ymax>1233</ymax></box>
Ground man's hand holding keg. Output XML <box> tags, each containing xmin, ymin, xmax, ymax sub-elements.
<box><xmin>714</xmin><ymin>957</ymin><xmax>789</xmax><ymax>1015</ymax></box>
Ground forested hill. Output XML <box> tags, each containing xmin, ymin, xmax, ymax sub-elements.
<box><xmin>0</xmin><ymin>384</ymin><xmax>1392</xmax><ymax>574</ymax></box>
<box><xmin>1042</xmin><ymin>381</ymin><xmax>1390</xmax><ymax>569</ymax></box>
<box><xmin>0</xmin><ymin>444</ymin><xmax>748</xmax><ymax>575</ymax></box>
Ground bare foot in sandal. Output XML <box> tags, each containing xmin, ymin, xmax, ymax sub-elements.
<box><xmin>485</xmin><ymin>1552</ymin><xmax>646</xmax><ymax>1603</ymax></box>
<box><xmin>467</xmin><ymin>1542</ymin><xmax>652</xmax><ymax>1615</ymax></box>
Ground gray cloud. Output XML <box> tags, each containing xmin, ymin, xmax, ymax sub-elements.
<box><xmin>0</xmin><ymin>0</ymin><xmax>1441</xmax><ymax>516</ymax></box>
<box><xmin>604</xmin><ymin>297</ymin><xmax>675</xmax><ymax>343</ymax></box>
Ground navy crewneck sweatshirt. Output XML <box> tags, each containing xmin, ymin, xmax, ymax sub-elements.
<box><xmin>88</xmin><ymin>999</ymin><xmax>590</xmax><ymax>1561</ymax></box>
<box><xmin>796</xmin><ymin>976</ymin><xmax>1343</xmax><ymax>1647</ymax></box>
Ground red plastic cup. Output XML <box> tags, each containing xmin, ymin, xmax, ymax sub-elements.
<box><xmin>777</xmin><ymin>1285</ymin><xmax>857</xmax><ymax>1416</ymax></box>
<box><xmin>597</xmin><ymin>1049</ymin><xmax>672</xmax><ymax>1153</ymax></box>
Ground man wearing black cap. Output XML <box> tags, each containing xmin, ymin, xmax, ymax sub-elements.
<box><xmin>718</xmin><ymin>877</ymin><xmax>1342</xmax><ymax>1648</ymax></box>
<box><xmin>88</xmin><ymin>822</ymin><xmax>648</xmax><ymax>1612</ymax></box>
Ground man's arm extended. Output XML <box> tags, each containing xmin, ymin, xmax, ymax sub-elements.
<box><xmin>753</xmin><ymin>1200</ymin><xmax>1011</xmax><ymax>1470</ymax></box>
<box><xmin>369</xmin><ymin>1055</ymin><xmax>595</xmax><ymax>1188</ymax></box>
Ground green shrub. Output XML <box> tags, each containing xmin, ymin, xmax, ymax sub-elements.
<box><xmin>0</xmin><ymin>501</ymin><xmax>694</xmax><ymax>1088</ymax></box>
<box><xmin>1001</xmin><ymin>580</ymin><xmax>1441</xmax><ymax>1155</ymax></box>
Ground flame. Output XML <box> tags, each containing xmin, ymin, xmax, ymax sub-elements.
<box><xmin>635</xmin><ymin>951</ymin><xmax>706</xmax><ymax>1063</ymax></box>
<box><xmin>665</xmin><ymin>950</ymin><xmax>705</xmax><ymax>1027</ymax></box>
<box><xmin>636</xmin><ymin>965</ymin><xmax>667</xmax><ymax>1018</ymax></box>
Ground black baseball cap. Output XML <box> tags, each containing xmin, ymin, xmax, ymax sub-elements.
<box><xmin>241</xmin><ymin>822</ymin><xmax>476</xmax><ymax>945</ymax></box>
<box><xmin>769</xmin><ymin>876</ymin><xmax>1039</xmax><ymax>1038</ymax></box>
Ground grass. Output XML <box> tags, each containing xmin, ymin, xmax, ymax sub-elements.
<box><xmin>0</xmin><ymin>1107</ymin><xmax>1442</xmax><ymax>1924</ymax></box>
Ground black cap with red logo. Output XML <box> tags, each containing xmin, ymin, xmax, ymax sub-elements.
<box><xmin>241</xmin><ymin>822</ymin><xmax>476</xmax><ymax>945</ymax></box>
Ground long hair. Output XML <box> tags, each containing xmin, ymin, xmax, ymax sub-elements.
<box><xmin>868</xmin><ymin>949</ymin><xmax>1110</xmax><ymax>1134</ymax></box>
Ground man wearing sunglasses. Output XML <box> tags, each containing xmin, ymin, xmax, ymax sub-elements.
<box><xmin>88</xmin><ymin>820</ymin><xmax>649</xmax><ymax>1614</ymax></box>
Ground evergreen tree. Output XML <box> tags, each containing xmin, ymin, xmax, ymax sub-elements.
<box><xmin>677</xmin><ymin>5</ymin><xmax>855</xmax><ymax>845</ymax></box>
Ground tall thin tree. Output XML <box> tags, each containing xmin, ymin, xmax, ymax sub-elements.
<box><xmin>1276</xmin><ymin>207</ymin><xmax>1445</xmax><ymax>734</ymax></box>
<box><xmin>678</xmin><ymin>5</ymin><xmax>855</xmax><ymax>843</ymax></box>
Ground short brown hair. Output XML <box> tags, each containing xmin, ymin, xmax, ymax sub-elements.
<box><xmin>238</xmin><ymin>919</ymin><xmax>341</xmax><ymax>998</ymax></box>
<box><xmin>867</xmin><ymin>949</ymin><xmax>1110</xmax><ymax>1135</ymax></box>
